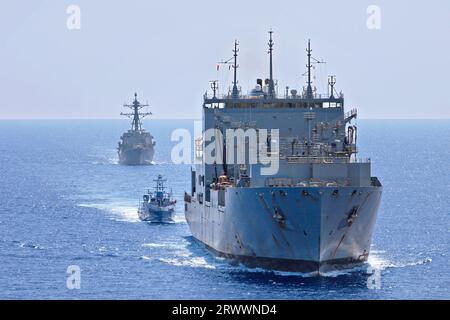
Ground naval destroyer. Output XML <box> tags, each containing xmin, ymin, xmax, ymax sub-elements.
<box><xmin>118</xmin><ymin>93</ymin><xmax>155</xmax><ymax>165</ymax></box>
<box><xmin>184</xmin><ymin>32</ymin><xmax>382</xmax><ymax>274</ymax></box>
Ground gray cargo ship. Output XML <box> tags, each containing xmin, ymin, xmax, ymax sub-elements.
<box><xmin>118</xmin><ymin>93</ymin><xmax>155</xmax><ymax>165</ymax></box>
<box><xmin>184</xmin><ymin>32</ymin><xmax>382</xmax><ymax>274</ymax></box>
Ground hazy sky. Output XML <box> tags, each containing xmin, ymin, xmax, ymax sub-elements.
<box><xmin>0</xmin><ymin>0</ymin><xmax>449</xmax><ymax>119</ymax></box>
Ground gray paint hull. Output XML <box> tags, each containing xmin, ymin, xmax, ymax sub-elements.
<box><xmin>118</xmin><ymin>147</ymin><xmax>154</xmax><ymax>165</ymax></box>
<box><xmin>185</xmin><ymin>185</ymin><xmax>382</xmax><ymax>273</ymax></box>
<box><xmin>138</xmin><ymin>208</ymin><xmax>175</xmax><ymax>223</ymax></box>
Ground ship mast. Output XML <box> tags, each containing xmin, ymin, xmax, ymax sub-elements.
<box><xmin>231</xmin><ymin>40</ymin><xmax>239</xmax><ymax>99</ymax></box>
<box><xmin>306</xmin><ymin>39</ymin><xmax>313</xmax><ymax>99</ymax></box>
<box><xmin>268</xmin><ymin>29</ymin><xmax>275</xmax><ymax>98</ymax></box>
<box><xmin>154</xmin><ymin>174</ymin><xmax>167</xmax><ymax>191</ymax></box>
<box><xmin>121</xmin><ymin>93</ymin><xmax>151</xmax><ymax>131</ymax></box>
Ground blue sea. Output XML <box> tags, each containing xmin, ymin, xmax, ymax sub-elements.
<box><xmin>0</xmin><ymin>119</ymin><xmax>449</xmax><ymax>299</ymax></box>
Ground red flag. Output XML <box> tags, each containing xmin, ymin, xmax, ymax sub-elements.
<box><xmin>216</xmin><ymin>64</ymin><xmax>220</xmax><ymax>71</ymax></box>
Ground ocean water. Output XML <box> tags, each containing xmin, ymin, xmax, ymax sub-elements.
<box><xmin>0</xmin><ymin>119</ymin><xmax>448</xmax><ymax>299</ymax></box>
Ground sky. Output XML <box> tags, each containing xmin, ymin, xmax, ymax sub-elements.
<box><xmin>0</xmin><ymin>0</ymin><xmax>449</xmax><ymax>119</ymax></box>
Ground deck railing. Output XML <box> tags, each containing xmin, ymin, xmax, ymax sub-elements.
<box><xmin>203</xmin><ymin>91</ymin><xmax>344</xmax><ymax>101</ymax></box>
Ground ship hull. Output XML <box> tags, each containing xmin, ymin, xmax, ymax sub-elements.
<box><xmin>185</xmin><ymin>184</ymin><xmax>382</xmax><ymax>274</ymax></box>
<box><xmin>138</xmin><ymin>206</ymin><xmax>175</xmax><ymax>223</ymax></box>
<box><xmin>199</xmin><ymin>241</ymin><xmax>364</xmax><ymax>273</ymax></box>
<box><xmin>118</xmin><ymin>146</ymin><xmax>154</xmax><ymax>165</ymax></box>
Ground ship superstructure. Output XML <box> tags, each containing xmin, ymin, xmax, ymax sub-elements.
<box><xmin>118</xmin><ymin>93</ymin><xmax>155</xmax><ymax>165</ymax></box>
<box><xmin>184</xmin><ymin>32</ymin><xmax>382</xmax><ymax>274</ymax></box>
